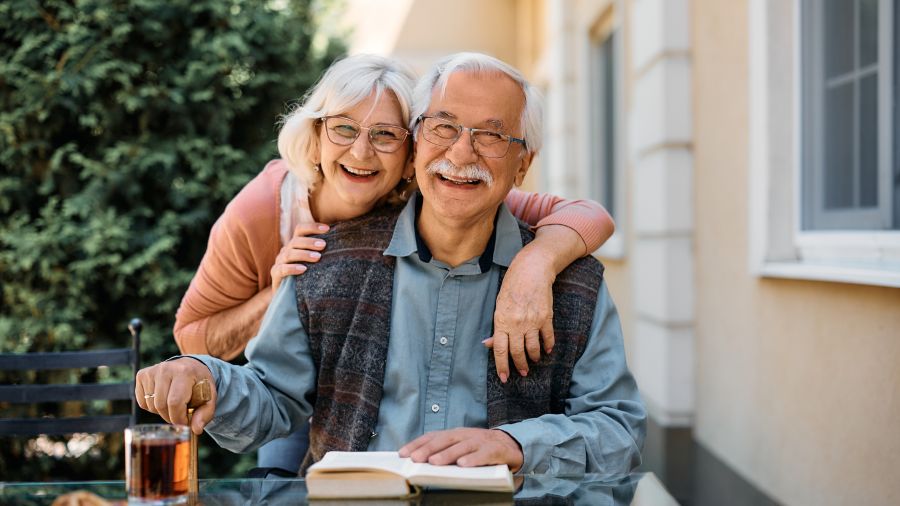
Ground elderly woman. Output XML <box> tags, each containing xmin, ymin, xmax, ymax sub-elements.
<box><xmin>172</xmin><ymin>55</ymin><xmax>614</xmax><ymax>474</ymax></box>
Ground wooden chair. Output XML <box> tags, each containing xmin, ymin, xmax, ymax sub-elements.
<box><xmin>0</xmin><ymin>319</ymin><xmax>142</xmax><ymax>436</ymax></box>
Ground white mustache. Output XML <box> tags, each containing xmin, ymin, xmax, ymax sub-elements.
<box><xmin>425</xmin><ymin>159</ymin><xmax>494</xmax><ymax>186</ymax></box>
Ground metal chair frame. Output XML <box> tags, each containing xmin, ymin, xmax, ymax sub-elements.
<box><xmin>0</xmin><ymin>319</ymin><xmax>142</xmax><ymax>436</ymax></box>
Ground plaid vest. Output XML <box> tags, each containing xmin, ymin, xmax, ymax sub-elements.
<box><xmin>295</xmin><ymin>206</ymin><xmax>603</xmax><ymax>474</ymax></box>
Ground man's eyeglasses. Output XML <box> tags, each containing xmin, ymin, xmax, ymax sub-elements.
<box><xmin>319</xmin><ymin>116</ymin><xmax>410</xmax><ymax>153</ymax></box>
<box><xmin>416</xmin><ymin>116</ymin><xmax>527</xmax><ymax>158</ymax></box>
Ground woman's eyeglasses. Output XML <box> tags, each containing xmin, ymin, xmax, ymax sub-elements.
<box><xmin>320</xmin><ymin>116</ymin><xmax>410</xmax><ymax>153</ymax></box>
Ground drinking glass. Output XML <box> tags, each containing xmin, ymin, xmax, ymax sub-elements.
<box><xmin>125</xmin><ymin>424</ymin><xmax>190</xmax><ymax>505</ymax></box>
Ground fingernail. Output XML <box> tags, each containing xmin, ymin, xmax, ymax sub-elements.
<box><xmin>318</xmin><ymin>225</ymin><xmax>329</xmax><ymax>231</ymax></box>
<box><xmin>500</xmin><ymin>373</ymin><xmax>508</xmax><ymax>383</ymax></box>
<box><xmin>314</xmin><ymin>240</ymin><xmax>326</xmax><ymax>247</ymax></box>
<box><xmin>296</xmin><ymin>265</ymin><xmax>307</xmax><ymax>272</ymax></box>
<box><xmin>310</xmin><ymin>252</ymin><xmax>321</xmax><ymax>259</ymax></box>
<box><xmin>547</xmin><ymin>347</ymin><xmax>553</xmax><ymax>354</ymax></box>
<box><xmin>481</xmin><ymin>338</ymin><xmax>490</xmax><ymax>345</ymax></box>
<box><xmin>519</xmin><ymin>369</ymin><xmax>528</xmax><ymax>377</ymax></box>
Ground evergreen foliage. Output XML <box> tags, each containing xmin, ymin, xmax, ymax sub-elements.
<box><xmin>0</xmin><ymin>0</ymin><xmax>343</xmax><ymax>480</ymax></box>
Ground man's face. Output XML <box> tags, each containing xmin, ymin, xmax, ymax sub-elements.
<box><xmin>414</xmin><ymin>71</ymin><xmax>533</xmax><ymax>224</ymax></box>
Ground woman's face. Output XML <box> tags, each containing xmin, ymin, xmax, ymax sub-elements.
<box><xmin>314</xmin><ymin>90</ymin><xmax>412</xmax><ymax>220</ymax></box>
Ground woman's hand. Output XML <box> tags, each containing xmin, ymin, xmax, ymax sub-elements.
<box><xmin>486</xmin><ymin>224</ymin><xmax>589</xmax><ymax>382</ymax></box>
<box><xmin>270</xmin><ymin>222</ymin><xmax>330</xmax><ymax>292</ymax></box>
<box><xmin>486</xmin><ymin>248</ymin><xmax>556</xmax><ymax>383</ymax></box>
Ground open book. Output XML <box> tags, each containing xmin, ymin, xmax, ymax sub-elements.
<box><xmin>305</xmin><ymin>451</ymin><xmax>515</xmax><ymax>499</ymax></box>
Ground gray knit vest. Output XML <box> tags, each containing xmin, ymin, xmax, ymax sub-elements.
<box><xmin>295</xmin><ymin>206</ymin><xmax>604</xmax><ymax>474</ymax></box>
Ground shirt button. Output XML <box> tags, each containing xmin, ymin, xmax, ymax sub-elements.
<box><xmin>439</xmin><ymin>336</ymin><xmax>448</xmax><ymax>345</ymax></box>
<box><xmin>431</xmin><ymin>403</ymin><xmax>440</xmax><ymax>413</ymax></box>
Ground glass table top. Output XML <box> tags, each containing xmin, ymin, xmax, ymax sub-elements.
<box><xmin>0</xmin><ymin>473</ymin><xmax>676</xmax><ymax>505</ymax></box>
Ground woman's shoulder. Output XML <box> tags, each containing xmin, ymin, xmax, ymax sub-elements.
<box><xmin>209</xmin><ymin>161</ymin><xmax>289</xmax><ymax>257</ymax></box>
<box><xmin>226</xmin><ymin>160</ymin><xmax>289</xmax><ymax>221</ymax></box>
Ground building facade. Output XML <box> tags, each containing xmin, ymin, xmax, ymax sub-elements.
<box><xmin>338</xmin><ymin>1</ymin><xmax>900</xmax><ymax>504</ymax></box>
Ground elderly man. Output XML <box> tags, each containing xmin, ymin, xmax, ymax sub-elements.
<box><xmin>136</xmin><ymin>52</ymin><xmax>645</xmax><ymax>475</ymax></box>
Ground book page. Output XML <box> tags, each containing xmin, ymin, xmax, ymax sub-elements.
<box><xmin>308</xmin><ymin>451</ymin><xmax>410</xmax><ymax>476</ymax></box>
<box><xmin>405</xmin><ymin>461</ymin><xmax>510</xmax><ymax>482</ymax></box>
<box><xmin>407</xmin><ymin>460</ymin><xmax>513</xmax><ymax>492</ymax></box>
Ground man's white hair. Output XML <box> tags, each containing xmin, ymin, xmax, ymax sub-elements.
<box><xmin>277</xmin><ymin>54</ymin><xmax>416</xmax><ymax>189</ymax></box>
<box><xmin>410</xmin><ymin>52</ymin><xmax>543</xmax><ymax>155</ymax></box>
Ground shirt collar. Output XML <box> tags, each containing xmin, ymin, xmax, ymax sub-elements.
<box><xmin>384</xmin><ymin>192</ymin><xmax>523</xmax><ymax>271</ymax></box>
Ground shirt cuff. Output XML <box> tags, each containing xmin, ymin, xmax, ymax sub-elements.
<box><xmin>496</xmin><ymin>420</ymin><xmax>586</xmax><ymax>475</ymax></box>
<box><xmin>182</xmin><ymin>354</ymin><xmax>224</xmax><ymax>390</ymax></box>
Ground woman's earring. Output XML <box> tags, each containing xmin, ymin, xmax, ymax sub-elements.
<box><xmin>314</xmin><ymin>164</ymin><xmax>321</xmax><ymax>173</ymax></box>
<box><xmin>400</xmin><ymin>174</ymin><xmax>415</xmax><ymax>199</ymax></box>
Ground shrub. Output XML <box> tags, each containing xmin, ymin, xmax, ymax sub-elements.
<box><xmin>0</xmin><ymin>0</ymin><xmax>343</xmax><ymax>480</ymax></box>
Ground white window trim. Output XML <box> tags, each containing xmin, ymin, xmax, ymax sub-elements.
<box><xmin>749</xmin><ymin>0</ymin><xmax>900</xmax><ymax>289</ymax></box>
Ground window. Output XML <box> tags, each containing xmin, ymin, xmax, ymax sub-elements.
<box><xmin>748</xmin><ymin>0</ymin><xmax>900</xmax><ymax>287</ymax></box>
<box><xmin>801</xmin><ymin>0</ymin><xmax>898</xmax><ymax>231</ymax></box>
<box><xmin>590</xmin><ymin>21</ymin><xmax>624</xmax><ymax>257</ymax></box>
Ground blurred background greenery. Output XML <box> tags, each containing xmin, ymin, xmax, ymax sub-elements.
<box><xmin>0</xmin><ymin>0</ymin><xmax>345</xmax><ymax>480</ymax></box>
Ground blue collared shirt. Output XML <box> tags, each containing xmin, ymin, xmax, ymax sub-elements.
<box><xmin>196</xmin><ymin>194</ymin><xmax>646</xmax><ymax>474</ymax></box>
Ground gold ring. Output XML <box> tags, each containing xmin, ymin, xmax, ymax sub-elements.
<box><xmin>144</xmin><ymin>393</ymin><xmax>155</xmax><ymax>399</ymax></box>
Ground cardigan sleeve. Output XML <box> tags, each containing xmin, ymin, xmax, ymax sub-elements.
<box><xmin>504</xmin><ymin>188</ymin><xmax>615</xmax><ymax>253</ymax></box>
<box><xmin>173</xmin><ymin>164</ymin><xmax>285</xmax><ymax>354</ymax></box>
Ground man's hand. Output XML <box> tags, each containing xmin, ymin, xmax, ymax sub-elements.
<box><xmin>398</xmin><ymin>428</ymin><xmax>524</xmax><ymax>473</ymax></box>
<box><xmin>135</xmin><ymin>358</ymin><xmax>217</xmax><ymax>435</ymax></box>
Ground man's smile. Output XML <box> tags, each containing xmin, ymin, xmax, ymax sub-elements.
<box><xmin>437</xmin><ymin>173</ymin><xmax>483</xmax><ymax>185</ymax></box>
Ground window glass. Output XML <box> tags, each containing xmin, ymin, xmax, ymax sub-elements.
<box><xmin>824</xmin><ymin>0</ymin><xmax>854</xmax><ymax>78</ymax></box>
<box><xmin>600</xmin><ymin>31</ymin><xmax>617</xmax><ymax>217</ymax></box>
<box><xmin>860</xmin><ymin>0</ymin><xmax>879</xmax><ymax>67</ymax></box>
<box><xmin>802</xmin><ymin>0</ymin><xmax>894</xmax><ymax>230</ymax></box>
<box><xmin>823</xmin><ymin>83</ymin><xmax>854</xmax><ymax>210</ymax></box>
<box><xmin>859</xmin><ymin>74</ymin><xmax>878</xmax><ymax>207</ymax></box>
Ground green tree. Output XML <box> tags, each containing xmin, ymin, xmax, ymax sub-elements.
<box><xmin>0</xmin><ymin>0</ymin><xmax>344</xmax><ymax>480</ymax></box>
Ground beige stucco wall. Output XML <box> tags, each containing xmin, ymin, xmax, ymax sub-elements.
<box><xmin>344</xmin><ymin>0</ymin><xmax>519</xmax><ymax>74</ymax></box>
<box><xmin>692</xmin><ymin>0</ymin><xmax>900</xmax><ymax>504</ymax></box>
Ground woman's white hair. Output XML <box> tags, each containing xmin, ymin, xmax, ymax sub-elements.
<box><xmin>410</xmin><ymin>52</ymin><xmax>543</xmax><ymax>154</ymax></box>
<box><xmin>277</xmin><ymin>54</ymin><xmax>416</xmax><ymax>189</ymax></box>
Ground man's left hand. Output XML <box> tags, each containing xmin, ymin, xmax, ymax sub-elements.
<box><xmin>398</xmin><ymin>428</ymin><xmax>524</xmax><ymax>473</ymax></box>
